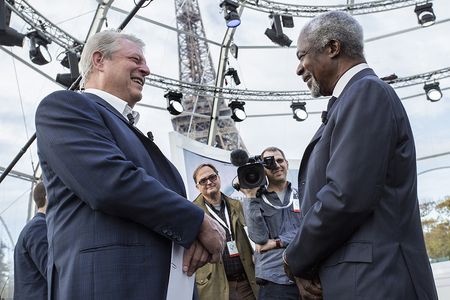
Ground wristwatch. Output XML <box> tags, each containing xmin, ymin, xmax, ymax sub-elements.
<box><xmin>275</xmin><ymin>239</ymin><xmax>283</xmax><ymax>248</ymax></box>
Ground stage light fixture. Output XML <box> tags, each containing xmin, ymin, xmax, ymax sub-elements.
<box><xmin>228</xmin><ymin>100</ymin><xmax>246</xmax><ymax>122</ymax></box>
<box><xmin>0</xmin><ymin>0</ymin><xmax>25</xmax><ymax>47</ymax></box>
<box><xmin>56</xmin><ymin>51</ymin><xmax>80</xmax><ymax>88</ymax></box>
<box><xmin>0</xmin><ymin>26</ymin><xmax>25</xmax><ymax>47</ymax></box>
<box><xmin>28</xmin><ymin>31</ymin><xmax>52</xmax><ymax>65</ymax></box>
<box><xmin>281</xmin><ymin>14</ymin><xmax>294</xmax><ymax>28</ymax></box>
<box><xmin>414</xmin><ymin>3</ymin><xmax>436</xmax><ymax>27</ymax></box>
<box><xmin>230</xmin><ymin>43</ymin><xmax>238</xmax><ymax>59</ymax></box>
<box><xmin>164</xmin><ymin>91</ymin><xmax>184</xmax><ymax>115</ymax></box>
<box><xmin>224</xmin><ymin>68</ymin><xmax>241</xmax><ymax>86</ymax></box>
<box><xmin>423</xmin><ymin>82</ymin><xmax>442</xmax><ymax>102</ymax></box>
<box><xmin>290</xmin><ymin>102</ymin><xmax>308</xmax><ymax>121</ymax></box>
<box><xmin>264</xmin><ymin>14</ymin><xmax>292</xmax><ymax>47</ymax></box>
<box><xmin>220</xmin><ymin>0</ymin><xmax>241</xmax><ymax>28</ymax></box>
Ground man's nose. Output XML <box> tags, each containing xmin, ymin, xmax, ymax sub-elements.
<box><xmin>296</xmin><ymin>63</ymin><xmax>304</xmax><ymax>76</ymax></box>
<box><xmin>140</xmin><ymin>63</ymin><xmax>150</xmax><ymax>77</ymax></box>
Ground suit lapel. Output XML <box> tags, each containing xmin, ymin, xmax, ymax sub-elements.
<box><xmin>86</xmin><ymin>93</ymin><xmax>187</xmax><ymax>197</ymax></box>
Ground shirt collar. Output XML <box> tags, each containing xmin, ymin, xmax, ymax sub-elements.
<box><xmin>83</xmin><ymin>88</ymin><xmax>140</xmax><ymax>125</ymax></box>
<box><xmin>332</xmin><ymin>63</ymin><xmax>369</xmax><ymax>98</ymax></box>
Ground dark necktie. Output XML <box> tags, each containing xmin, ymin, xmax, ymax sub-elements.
<box><xmin>321</xmin><ymin>96</ymin><xmax>337</xmax><ymax>124</ymax></box>
<box><xmin>126</xmin><ymin>113</ymin><xmax>135</xmax><ymax>125</ymax></box>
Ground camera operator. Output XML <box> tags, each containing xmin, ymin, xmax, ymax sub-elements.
<box><xmin>240</xmin><ymin>147</ymin><xmax>302</xmax><ymax>300</ymax></box>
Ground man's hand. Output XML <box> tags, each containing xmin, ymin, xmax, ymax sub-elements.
<box><xmin>240</xmin><ymin>186</ymin><xmax>259</xmax><ymax>198</ymax></box>
<box><xmin>197</xmin><ymin>213</ymin><xmax>226</xmax><ymax>263</ymax></box>
<box><xmin>255</xmin><ymin>239</ymin><xmax>278</xmax><ymax>253</ymax></box>
<box><xmin>182</xmin><ymin>240</ymin><xmax>210</xmax><ymax>276</ymax></box>
<box><xmin>295</xmin><ymin>277</ymin><xmax>322</xmax><ymax>300</ymax></box>
<box><xmin>283</xmin><ymin>255</ymin><xmax>322</xmax><ymax>300</ymax></box>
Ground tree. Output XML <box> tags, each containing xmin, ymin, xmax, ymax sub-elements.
<box><xmin>0</xmin><ymin>241</ymin><xmax>10</xmax><ymax>298</ymax></box>
<box><xmin>421</xmin><ymin>196</ymin><xmax>450</xmax><ymax>261</ymax></box>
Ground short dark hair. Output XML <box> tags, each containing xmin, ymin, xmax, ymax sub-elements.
<box><xmin>33</xmin><ymin>182</ymin><xmax>46</xmax><ymax>208</ymax></box>
<box><xmin>261</xmin><ymin>146</ymin><xmax>286</xmax><ymax>159</ymax></box>
<box><xmin>192</xmin><ymin>164</ymin><xmax>219</xmax><ymax>183</ymax></box>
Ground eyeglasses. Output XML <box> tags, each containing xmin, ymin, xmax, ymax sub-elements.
<box><xmin>197</xmin><ymin>174</ymin><xmax>218</xmax><ymax>186</ymax></box>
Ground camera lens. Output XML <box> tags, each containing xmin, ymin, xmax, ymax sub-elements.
<box><xmin>245</xmin><ymin>172</ymin><xmax>260</xmax><ymax>184</ymax></box>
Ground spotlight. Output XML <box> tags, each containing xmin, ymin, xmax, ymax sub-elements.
<box><xmin>28</xmin><ymin>31</ymin><xmax>52</xmax><ymax>65</ymax></box>
<box><xmin>164</xmin><ymin>91</ymin><xmax>184</xmax><ymax>115</ymax></box>
<box><xmin>0</xmin><ymin>27</ymin><xmax>25</xmax><ymax>47</ymax></box>
<box><xmin>281</xmin><ymin>14</ymin><xmax>294</xmax><ymax>28</ymax></box>
<box><xmin>228</xmin><ymin>100</ymin><xmax>246</xmax><ymax>122</ymax></box>
<box><xmin>265</xmin><ymin>14</ymin><xmax>292</xmax><ymax>47</ymax></box>
<box><xmin>414</xmin><ymin>3</ymin><xmax>436</xmax><ymax>27</ymax></box>
<box><xmin>230</xmin><ymin>43</ymin><xmax>238</xmax><ymax>59</ymax></box>
<box><xmin>290</xmin><ymin>102</ymin><xmax>308</xmax><ymax>121</ymax></box>
<box><xmin>424</xmin><ymin>82</ymin><xmax>442</xmax><ymax>102</ymax></box>
<box><xmin>0</xmin><ymin>0</ymin><xmax>25</xmax><ymax>47</ymax></box>
<box><xmin>224</xmin><ymin>68</ymin><xmax>241</xmax><ymax>86</ymax></box>
<box><xmin>220</xmin><ymin>0</ymin><xmax>241</xmax><ymax>28</ymax></box>
<box><xmin>56</xmin><ymin>51</ymin><xmax>80</xmax><ymax>88</ymax></box>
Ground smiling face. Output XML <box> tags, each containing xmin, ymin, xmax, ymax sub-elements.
<box><xmin>262</xmin><ymin>150</ymin><xmax>288</xmax><ymax>186</ymax></box>
<box><xmin>94</xmin><ymin>38</ymin><xmax>150</xmax><ymax>107</ymax></box>
<box><xmin>296</xmin><ymin>32</ymin><xmax>336</xmax><ymax>98</ymax></box>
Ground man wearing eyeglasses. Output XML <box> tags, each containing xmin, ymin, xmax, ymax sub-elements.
<box><xmin>240</xmin><ymin>147</ymin><xmax>302</xmax><ymax>300</ymax></box>
<box><xmin>192</xmin><ymin>163</ymin><xmax>258</xmax><ymax>300</ymax></box>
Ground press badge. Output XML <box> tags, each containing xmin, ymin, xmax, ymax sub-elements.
<box><xmin>292</xmin><ymin>192</ymin><xmax>301</xmax><ymax>213</ymax></box>
<box><xmin>227</xmin><ymin>241</ymin><xmax>240</xmax><ymax>257</ymax></box>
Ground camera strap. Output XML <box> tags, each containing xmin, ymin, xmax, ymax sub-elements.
<box><xmin>261</xmin><ymin>190</ymin><xmax>295</xmax><ymax>210</ymax></box>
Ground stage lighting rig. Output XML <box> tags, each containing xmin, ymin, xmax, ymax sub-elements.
<box><xmin>264</xmin><ymin>14</ymin><xmax>292</xmax><ymax>47</ymax></box>
<box><xmin>229</xmin><ymin>100</ymin><xmax>246</xmax><ymax>122</ymax></box>
<box><xmin>164</xmin><ymin>91</ymin><xmax>184</xmax><ymax>115</ymax></box>
<box><xmin>290</xmin><ymin>102</ymin><xmax>308</xmax><ymax>121</ymax></box>
<box><xmin>56</xmin><ymin>51</ymin><xmax>80</xmax><ymax>88</ymax></box>
<box><xmin>414</xmin><ymin>2</ymin><xmax>436</xmax><ymax>27</ymax></box>
<box><xmin>423</xmin><ymin>82</ymin><xmax>442</xmax><ymax>102</ymax></box>
<box><xmin>220</xmin><ymin>0</ymin><xmax>241</xmax><ymax>28</ymax></box>
<box><xmin>224</xmin><ymin>68</ymin><xmax>241</xmax><ymax>86</ymax></box>
<box><xmin>0</xmin><ymin>0</ymin><xmax>25</xmax><ymax>47</ymax></box>
<box><xmin>28</xmin><ymin>30</ymin><xmax>52</xmax><ymax>65</ymax></box>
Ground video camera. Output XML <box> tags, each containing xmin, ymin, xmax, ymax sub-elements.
<box><xmin>230</xmin><ymin>149</ymin><xmax>277</xmax><ymax>190</ymax></box>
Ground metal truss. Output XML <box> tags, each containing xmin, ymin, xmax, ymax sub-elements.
<box><xmin>6</xmin><ymin>0</ymin><xmax>83</xmax><ymax>52</ymax></box>
<box><xmin>173</xmin><ymin>0</ymin><xmax>245</xmax><ymax>150</ymax></box>
<box><xmin>146</xmin><ymin>66</ymin><xmax>450</xmax><ymax>102</ymax></box>
<box><xmin>387</xmin><ymin>67</ymin><xmax>450</xmax><ymax>89</ymax></box>
<box><xmin>240</xmin><ymin>0</ymin><xmax>422</xmax><ymax>17</ymax></box>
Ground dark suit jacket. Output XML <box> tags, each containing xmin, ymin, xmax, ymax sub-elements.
<box><xmin>14</xmin><ymin>212</ymin><xmax>48</xmax><ymax>300</ymax></box>
<box><xmin>35</xmin><ymin>91</ymin><xmax>205</xmax><ymax>299</ymax></box>
<box><xmin>286</xmin><ymin>69</ymin><xmax>437</xmax><ymax>299</ymax></box>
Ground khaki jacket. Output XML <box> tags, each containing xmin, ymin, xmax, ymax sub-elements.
<box><xmin>193</xmin><ymin>194</ymin><xmax>258</xmax><ymax>300</ymax></box>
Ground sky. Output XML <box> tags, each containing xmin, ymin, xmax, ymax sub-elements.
<box><xmin>0</xmin><ymin>0</ymin><xmax>449</xmax><ymax>270</ymax></box>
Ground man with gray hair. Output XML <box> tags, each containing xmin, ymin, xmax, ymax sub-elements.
<box><xmin>284</xmin><ymin>11</ymin><xmax>437</xmax><ymax>300</ymax></box>
<box><xmin>35</xmin><ymin>30</ymin><xmax>225</xmax><ymax>299</ymax></box>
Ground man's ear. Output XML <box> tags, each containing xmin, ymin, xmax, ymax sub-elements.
<box><xmin>327</xmin><ymin>39</ymin><xmax>341</xmax><ymax>59</ymax></box>
<box><xmin>92</xmin><ymin>51</ymin><xmax>104</xmax><ymax>70</ymax></box>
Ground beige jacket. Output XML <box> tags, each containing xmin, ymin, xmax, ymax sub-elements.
<box><xmin>193</xmin><ymin>194</ymin><xmax>258</xmax><ymax>300</ymax></box>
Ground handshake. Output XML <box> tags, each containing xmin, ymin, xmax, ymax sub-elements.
<box><xmin>182</xmin><ymin>213</ymin><xmax>226</xmax><ymax>276</ymax></box>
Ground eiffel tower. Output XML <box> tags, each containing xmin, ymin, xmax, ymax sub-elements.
<box><xmin>173</xmin><ymin>0</ymin><xmax>245</xmax><ymax>150</ymax></box>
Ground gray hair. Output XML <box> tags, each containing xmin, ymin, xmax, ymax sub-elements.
<box><xmin>301</xmin><ymin>11</ymin><xmax>364</xmax><ymax>60</ymax></box>
<box><xmin>79</xmin><ymin>30</ymin><xmax>146</xmax><ymax>88</ymax></box>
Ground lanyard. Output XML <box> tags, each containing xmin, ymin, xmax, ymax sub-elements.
<box><xmin>205</xmin><ymin>203</ymin><xmax>233</xmax><ymax>239</ymax></box>
<box><xmin>261</xmin><ymin>189</ymin><xmax>296</xmax><ymax>210</ymax></box>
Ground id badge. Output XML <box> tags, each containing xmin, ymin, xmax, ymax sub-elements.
<box><xmin>292</xmin><ymin>198</ymin><xmax>301</xmax><ymax>213</ymax></box>
<box><xmin>227</xmin><ymin>240</ymin><xmax>240</xmax><ymax>257</ymax></box>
